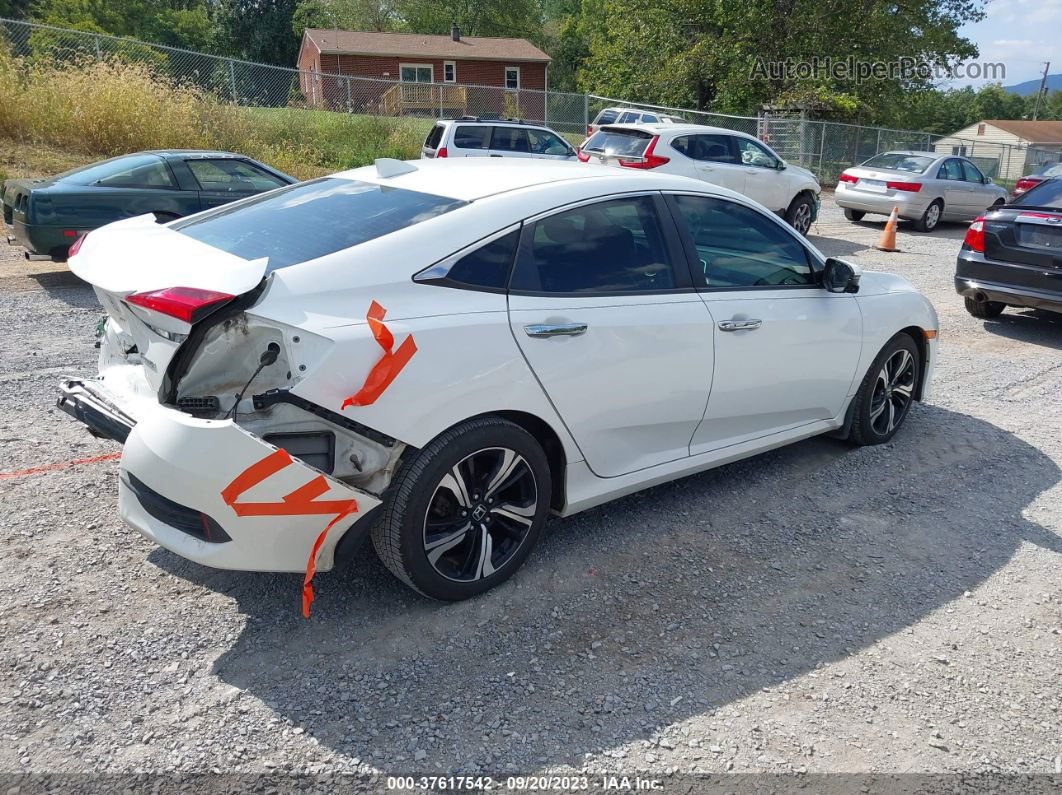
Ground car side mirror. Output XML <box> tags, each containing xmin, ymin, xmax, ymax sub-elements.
<box><xmin>983</xmin><ymin>176</ymin><xmax>994</xmax><ymax>185</ymax></box>
<box><xmin>823</xmin><ymin>257</ymin><xmax>861</xmax><ymax>293</ymax></box>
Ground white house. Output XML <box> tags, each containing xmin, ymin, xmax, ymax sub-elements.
<box><xmin>934</xmin><ymin>120</ymin><xmax>1062</xmax><ymax>181</ymax></box>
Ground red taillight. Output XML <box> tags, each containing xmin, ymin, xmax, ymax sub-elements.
<box><xmin>125</xmin><ymin>286</ymin><xmax>235</xmax><ymax>324</ymax></box>
<box><xmin>618</xmin><ymin>136</ymin><xmax>669</xmax><ymax>169</ymax></box>
<box><xmin>1014</xmin><ymin>177</ymin><xmax>1040</xmax><ymax>194</ymax></box>
<box><xmin>963</xmin><ymin>216</ymin><xmax>985</xmax><ymax>253</ymax></box>
<box><xmin>576</xmin><ymin>147</ymin><xmax>590</xmax><ymax>163</ymax></box>
<box><xmin>437</xmin><ymin>147</ymin><xmax>448</xmax><ymax>158</ymax></box>
<box><xmin>886</xmin><ymin>180</ymin><xmax>922</xmax><ymax>192</ymax></box>
<box><xmin>838</xmin><ymin>172</ymin><xmax>858</xmax><ymax>184</ymax></box>
<box><xmin>67</xmin><ymin>233</ymin><xmax>87</xmax><ymax>258</ymax></box>
<box><xmin>62</xmin><ymin>229</ymin><xmax>78</xmax><ymax>237</ymax></box>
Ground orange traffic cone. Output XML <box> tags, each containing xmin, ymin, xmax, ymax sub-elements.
<box><xmin>876</xmin><ymin>206</ymin><xmax>899</xmax><ymax>252</ymax></box>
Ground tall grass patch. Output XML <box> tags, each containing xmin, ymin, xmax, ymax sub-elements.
<box><xmin>0</xmin><ymin>47</ymin><xmax>427</xmax><ymax>179</ymax></box>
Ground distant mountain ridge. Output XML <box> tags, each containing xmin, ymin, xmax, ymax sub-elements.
<box><xmin>1004</xmin><ymin>74</ymin><xmax>1062</xmax><ymax>96</ymax></box>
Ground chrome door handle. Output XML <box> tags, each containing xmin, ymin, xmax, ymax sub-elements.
<box><xmin>718</xmin><ymin>319</ymin><xmax>762</xmax><ymax>331</ymax></box>
<box><xmin>524</xmin><ymin>322</ymin><xmax>588</xmax><ymax>338</ymax></box>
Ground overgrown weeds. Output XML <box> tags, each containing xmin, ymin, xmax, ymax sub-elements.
<box><xmin>0</xmin><ymin>47</ymin><xmax>428</xmax><ymax>179</ymax></box>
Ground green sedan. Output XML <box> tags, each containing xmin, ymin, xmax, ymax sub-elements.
<box><xmin>2</xmin><ymin>150</ymin><xmax>296</xmax><ymax>261</ymax></box>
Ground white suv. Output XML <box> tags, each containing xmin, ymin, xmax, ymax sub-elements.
<box><xmin>587</xmin><ymin>106</ymin><xmax>682</xmax><ymax>137</ymax></box>
<box><xmin>422</xmin><ymin>118</ymin><xmax>577</xmax><ymax>161</ymax></box>
<box><xmin>578</xmin><ymin>123</ymin><xmax>822</xmax><ymax>234</ymax></box>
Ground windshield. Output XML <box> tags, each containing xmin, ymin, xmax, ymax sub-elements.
<box><xmin>861</xmin><ymin>153</ymin><xmax>935</xmax><ymax>173</ymax></box>
<box><xmin>1012</xmin><ymin>178</ymin><xmax>1062</xmax><ymax>209</ymax></box>
<box><xmin>583</xmin><ymin>128</ymin><xmax>652</xmax><ymax>157</ymax></box>
<box><xmin>173</xmin><ymin>177</ymin><xmax>466</xmax><ymax>271</ymax></box>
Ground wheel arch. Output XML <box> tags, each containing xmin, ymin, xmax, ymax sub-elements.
<box><xmin>897</xmin><ymin>325</ymin><xmax>930</xmax><ymax>401</ymax></box>
<box><xmin>489</xmin><ymin>410</ymin><xmax>567</xmax><ymax>512</ymax></box>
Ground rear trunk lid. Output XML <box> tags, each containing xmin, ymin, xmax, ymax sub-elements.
<box><xmin>69</xmin><ymin>214</ymin><xmax>267</xmax><ymax>392</ymax></box>
<box><xmin>984</xmin><ymin>208</ymin><xmax>1062</xmax><ymax>283</ymax></box>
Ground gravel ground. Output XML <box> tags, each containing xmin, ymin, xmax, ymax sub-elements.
<box><xmin>0</xmin><ymin>197</ymin><xmax>1060</xmax><ymax>792</ymax></box>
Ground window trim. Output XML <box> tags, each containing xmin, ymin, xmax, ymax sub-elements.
<box><xmin>443</xmin><ymin>60</ymin><xmax>456</xmax><ymax>83</ymax></box>
<box><xmin>399</xmin><ymin>62</ymin><xmax>434</xmax><ymax>83</ymax></box>
<box><xmin>504</xmin><ymin>66</ymin><xmax>520</xmax><ymax>90</ymax></box>
<box><xmin>413</xmin><ymin>223</ymin><xmax>521</xmax><ymax>294</ymax></box>
<box><xmin>662</xmin><ymin>191</ymin><xmax>825</xmax><ymax>293</ymax></box>
<box><xmin>507</xmin><ymin>192</ymin><xmax>694</xmax><ymax>297</ymax></box>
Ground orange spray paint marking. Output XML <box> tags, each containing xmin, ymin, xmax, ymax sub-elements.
<box><xmin>220</xmin><ymin>449</ymin><xmax>359</xmax><ymax>617</ymax></box>
<box><xmin>0</xmin><ymin>452</ymin><xmax>121</xmax><ymax>479</ymax></box>
<box><xmin>340</xmin><ymin>300</ymin><xmax>417</xmax><ymax>409</ymax></box>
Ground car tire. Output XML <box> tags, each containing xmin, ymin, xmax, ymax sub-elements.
<box><xmin>785</xmin><ymin>193</ymin><xmax>815</xmax><ymax>234</ymax></box>
<box><xmin>370</xmin><ymin>416</ymin><xmax>551</xmax><ymax>600</ymax></box>
<box><xmin>914</xmin><ymin>200</ymin><xmax>942</xmax><ymax>232</ymax></box>
<box><xmin>964</xmin><ymin>296</ymin><xmax>1005</xmax><ymax>319</ymax></box>
<box><xmin>849</xmin><ymin>333</ymin><xmax>921</xmax><ymax>446</ymax></box>
<box><xmin>843</xmin><ymin>208</ymin><xmax>866</xmax><ymax>222</ymax></box>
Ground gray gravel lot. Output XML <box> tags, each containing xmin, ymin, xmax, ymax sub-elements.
<box><xmin>0</xmin><ymin>198</ymin><xmax>1060</xmax><ymax>790</ymax></box>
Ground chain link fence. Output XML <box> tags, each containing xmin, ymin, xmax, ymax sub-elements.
<box><xmin>2</xmin><ymin>16</ymin><xmax>1059</xmax><ymax>187</ymax></box>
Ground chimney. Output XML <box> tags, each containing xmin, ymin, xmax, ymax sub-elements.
<box><xmin>451</xmin><ymin>22</ymin><xmax>461</xmax><ymax>41</ymax></box>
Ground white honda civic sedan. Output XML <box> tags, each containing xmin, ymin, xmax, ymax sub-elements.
<box><xmin>59</xmin><ymin>159</ymin><xmax>938</xmax><ymax>607</ymax></box>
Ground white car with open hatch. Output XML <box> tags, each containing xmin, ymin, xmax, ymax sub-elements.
<box><xmin>59</xmin><ymin>158</ymin><xmax>938</xmax><ymax>604</ymax></box>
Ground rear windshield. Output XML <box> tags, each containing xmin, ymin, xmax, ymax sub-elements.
<box><xmin>1012</xmin><ymin>178</ymin><xmax>1062</xmax><ymax>208</ymax></box>
<box><xmin>54</xmin><ymin>154</ymin><xmax>167</xmax><ymax>186</ymax></box>
<box><xmin>1033</xmin><ymin>162</ymin><xmax>1062</xmax><ymax>178</ymax></box>
<box><xmin>861</xmin><ymin>153</ymin><xmax>935</xmax><ymax>173</ymax></box>
<box><xmin>172</xmin><ymin>177</ymin><xmax>466</xmax><ymax>271</ymax></box>
<box><xmin>583</xmin><ymin>128</ymin><xmax>652</xmax><ymax>157</ymax></box>
<box><xmin>424</xmin><ymin>124</ymin><xmax>445</xmax><ymax>150</ymax></box>
<box><xmin>594</xmin><ymin>109</ymin><xmax>618</xmax><ymax>125</ymax></box>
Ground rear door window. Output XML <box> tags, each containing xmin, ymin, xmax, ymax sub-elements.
<box><xmin>937</xmin><ymin>159</ymin><xmax>963</xmax><ymax>180</ymax></box>
<box><xmin>511</xmin><ymin>196</ymin><xmax>678</xmax><ymax>293</ymax></box>
<box><xmin>595</xmin><ymin>109</ymin><xmax>618</xmax><ymax>125</ymax></box>
<box><xmin>453</xmin><ymin>125</ymin><xmax>492</xmax><ymax>150</ymax></box>
<box><xmin>172</xmin><ymin>177</ymin><xmax>466</xmax><ymax>272</ymax></box>
<box><xmin>618</xmin><ymin>111</ymin><xmax>640</xmax><ymax>123</ymax></box>
<box><xmin>491</xmin><ymin>127</ymin><xmax>530</xmax><ymax>153</ymax></box>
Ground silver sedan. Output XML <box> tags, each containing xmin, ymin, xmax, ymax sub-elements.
<box><xmin>835</xmin><ymin>151</ymin><xmax>1008</xmax><ymax>232</ymax></box>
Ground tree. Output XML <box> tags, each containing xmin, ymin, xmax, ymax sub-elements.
<box><xmin>292</xmin><ymin>0</ymin><xmax>399</xmax><ymax>36</ymax></box>
<box><xmin>396</xmin><ymin>0</ymin><xmax>541</xmax><ymax>38</ymax></box>
<box><xmin>214</xmin><ymin>0</ymin><xmax>300</xmax><ymax>65</ymax></box>
<box><xmin>30</xmin><ymin>0</ymin><xmax>215</xmax><ymax>51</ymax></box>
<box><xmin>576</xmin><ymin>0</ymin><xmax>984</xmax><ymax>119</ymax></box>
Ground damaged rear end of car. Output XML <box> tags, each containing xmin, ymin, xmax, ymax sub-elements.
<box><xmin>57</xmin><ymin>175</ymin><xmax>467</xmax><ymax>576</ymax></box>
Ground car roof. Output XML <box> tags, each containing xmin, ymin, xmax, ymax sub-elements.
<box><xmin>596</xmin><ymin>122</ymin><xmax>753</xmax><ymax>138</ymax></box>
<box><xmin>145</xmin><ymin>150</ymin><xmax>250</xmax><ymax>160</ymax></box>
<box><xmin>337</xmin><ymin>158</ymin><xmax>735</xmax><ymax>203</ymax></box>
<box><xmin>876</xmin><ymin>150</ymin><xmax>938</xmax><ymax>157</ymax></box>
<box><xmin>440</xmin><ymin>118</ymin><xmax>549</xmax><ymax>129</ymax></box>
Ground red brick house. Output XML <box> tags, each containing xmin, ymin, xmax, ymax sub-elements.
<box><xmin>296</xmin><ymin>26</ymin><xmax>551</xmax><ymax>121</ymax></box>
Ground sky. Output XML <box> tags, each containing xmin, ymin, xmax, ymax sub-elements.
<box><xmin>951</xmin><ymin>0</ymin><xmax>1060</xmax><ymax>88</ymax></box>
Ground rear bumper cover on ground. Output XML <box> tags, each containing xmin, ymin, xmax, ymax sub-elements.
<box><xmin>58</xmin><ymin>378</ymin><xmax>380</xmax><ymax>572</ymax></box>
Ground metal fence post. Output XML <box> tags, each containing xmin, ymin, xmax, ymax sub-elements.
<box><xmin>346</xmin><ymin>77</ymin><xmax>352</xmax><ymax>111</ymax></box>
<box><xmin>94</xmin><ymin>35</ymin><xmax>101</xmax><ymax>60</ymax></box>
<box><xmin>229</xmin><ymin>60</ymin><xmax>237</xmax><ymax>104</ymax></box>
<box><xmin>583</xmin><ymin>93</ymin><xmax>589</xmax><ymax>129</ymax></box>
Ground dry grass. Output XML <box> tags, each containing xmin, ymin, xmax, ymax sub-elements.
<box><xmin>0</xmin><ymin>48</ymin><xmax>427</xmax><ymax>180</ymax></box>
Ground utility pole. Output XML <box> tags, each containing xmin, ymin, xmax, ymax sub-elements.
<box><xmin>1031</xmin><ymin>61</ymin><xmax>1050</xmax><ymax>120</ymax></box>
